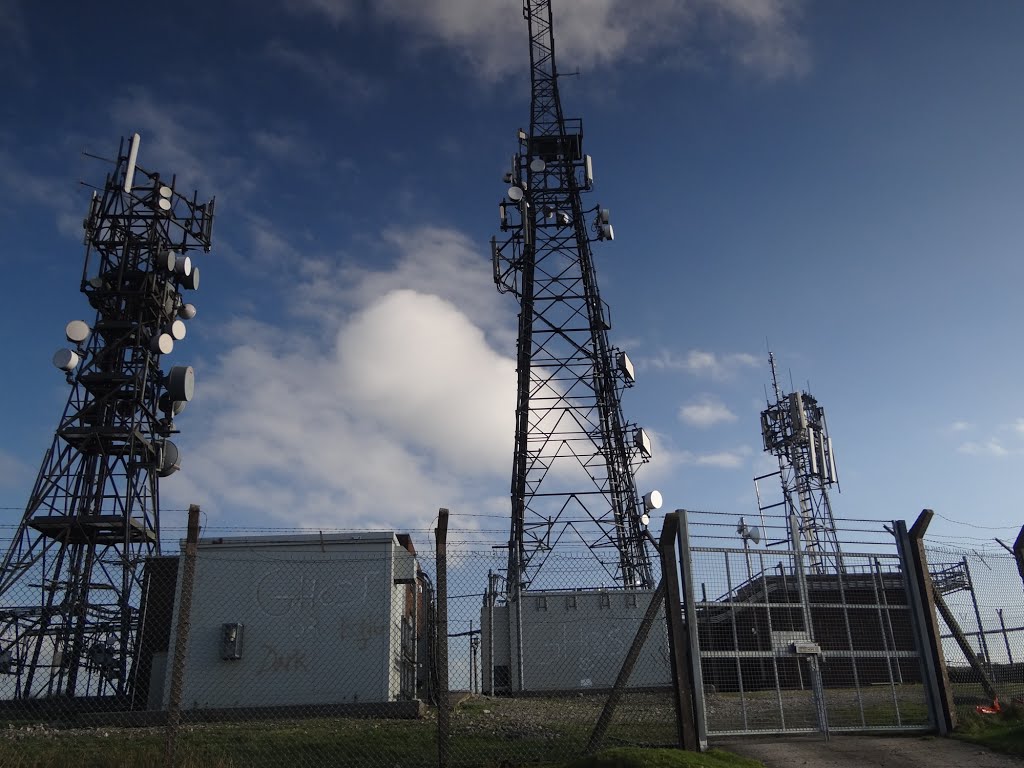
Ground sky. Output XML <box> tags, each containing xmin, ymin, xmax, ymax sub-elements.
<box><xmin>1</xmin><ymin>0</ymin><xmax>1023</xmax><ymax>559</ymax></box>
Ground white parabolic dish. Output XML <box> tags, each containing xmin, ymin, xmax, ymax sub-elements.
<box><xmin>65</xmin><ymin>320</ymin><xmax>90</xmax><ymax>344</ymax></box>
<box><xmin>168</xmin><ymin>365</ymin><xmax>195</xmax><ymax>402</ymax></box>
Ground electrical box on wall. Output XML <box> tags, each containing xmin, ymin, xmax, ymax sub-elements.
<box><xmin>222</xmin><ymin>622</ymin><xmax>243</xmax><ymax>660</ymax></box>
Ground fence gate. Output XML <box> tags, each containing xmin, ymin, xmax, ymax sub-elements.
<box><xmin>679</xmin><ymin>510</ymin><xmax>932</xmax><ymax>738</ymax></box>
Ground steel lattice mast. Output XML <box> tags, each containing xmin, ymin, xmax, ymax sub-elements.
<box><xmin>0</xmin><ymin>134</ymin><xmax>214</xmax><ymax>702</ymax></box>
<box><xmin>756</xmin><ymin>353</ymin><xmax>842</xmax><ymax>572</ymax></box>
<box><xmin>492</xmin><ymin>0</ymin><xmax>655</xmax><ymax>593</ymax></box>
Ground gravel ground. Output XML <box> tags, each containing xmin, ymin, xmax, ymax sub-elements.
<box><xmin>716</xmin><ymin>734</ymin><xmax>1023</xmax><ymax>767</ymax></box>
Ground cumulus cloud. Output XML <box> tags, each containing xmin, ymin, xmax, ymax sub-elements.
<box><xmin>949</xmin><ymin>420</ymin><xmax>972</xmax><ymax>432</ymax></box>
<box><xmin>164</xmin><ymin>225</ymin><xmax>516</xmax><ymax>534</ymax></box>
<box><xmin>283</xmin><ymin>0</ymin><xmax>810</xmax><ymax>82</ymax></box>
<box><xmin>645</xmin><ymin>349</ymin><xmax>759</xmax><ymax>380</ymax></box>
<box><xmin>678</xmin><ymin>396</ymin><xmax>738</xmax><ymax>428</ymax></box>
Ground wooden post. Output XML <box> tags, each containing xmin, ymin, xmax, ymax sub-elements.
<box><xmin>587</xmin><ymin>580</ymin><xmax>666</xmax><ymax>753</ymax></box>
<box><xmin>900</xmin><ymin>510</ymin><xmax>957</xmax><ymax>733</ymax></box>
<box><xmin>660</xmin><ymin>512</ymin><xmax>698</xmax><ymax>751</ymax></box>
<box><xmin>163</xmin><ymin>504</ymin><xmax>201</xmax><ymax>768</ymax></box>
<box><xmin>435</xmin><ymin>508</ymin><xmax>450</xmax><ymax>768</ymax></box>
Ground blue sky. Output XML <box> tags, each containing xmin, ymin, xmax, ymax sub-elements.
<box><xmin>1</xmin><ymin>0</ymin><xmax>1022</xmax><ymax>554</ymax></box>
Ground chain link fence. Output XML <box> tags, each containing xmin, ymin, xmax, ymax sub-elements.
<box><xmin>924</xmin><ymin>541</ymin><xmax>1024</xmax><ymax>717</ymax></box>
<box><xmin>2</xmin><ymin>513</ymin><xmax>1022</xmax><ymax>765</ymax></box>
<box><xmin>0</xmin><ymin>518</ymin><xmax>692</xmax><ymax>767</ymax></box>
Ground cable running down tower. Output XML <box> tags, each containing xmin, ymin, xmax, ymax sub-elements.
<box><xmin>492</xmin><ymin>0</ymin><xmax>656</xmax><ymax>593</ymax></box>
<box><xmin>0</xmin><ymin>134</ymin><xmax>214</xmax><ymax>703</ymax></box>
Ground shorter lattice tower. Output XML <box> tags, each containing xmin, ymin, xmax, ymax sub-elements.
<box><xmin>755</xmin><ymin>353</ymin><xmax>841</xmax><ymax>572</ymax></box>
<box><xmin>0</xmin><ymin>133</ymin><xmax>214</xmax><ymax>703</ymax></box>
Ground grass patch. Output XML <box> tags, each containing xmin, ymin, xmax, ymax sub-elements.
<box><xmin>0</xmin><ymin>716</ymin><xmax>762</xmax><ymax>768</ymax></box>
<box><xmin>0</xmin><ymin>691</ymin><xmax>766</xmax><ymax>768</ymax></box>
<box><xmin>954</xmin><ymin>701</ymin><xmax>1024</xmax><ymax>757</ymax></box>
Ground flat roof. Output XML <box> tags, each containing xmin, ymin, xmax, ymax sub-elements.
<box><xmin>179</xmin><ymin>531</ymin><xmax>403</xmax><ymax>549</ymax></box>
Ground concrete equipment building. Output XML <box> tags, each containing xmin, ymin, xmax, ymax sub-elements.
<box><xmin>481</xmin><ymin>588</ymin><xmax>671</xmax><ymax>693</ymax></box>
<box><xmin>137</xmin><ymin>532</ymin><xmax>420</xmax><ymax>713</ymax></box>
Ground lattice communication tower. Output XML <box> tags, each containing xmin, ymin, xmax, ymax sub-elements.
<box><xmin>491</xmin><ymin>0</ymin><xmax>656</xmax><ymax>593</ymax></box>
<box><xmin>755</xmin><ymin>353</ymin><xmax>841</xmax><ymax>572</ymax></box>
<box><xmin>0</xmin><ymin>134</ymin><xmax>214</xmax><ymax>703</ymax></box>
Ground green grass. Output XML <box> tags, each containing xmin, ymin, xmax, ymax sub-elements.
<box><xmin>0</xmin><ymin>717</ymin><xmax>760</xmax><ymax>768</ymax></box>
<box><xmin>954</xmin><ymin>701</ymin><xmax>1024</xmax><ymax>757</ymax></box>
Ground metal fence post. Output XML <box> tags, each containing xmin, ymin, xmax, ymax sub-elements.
<box><xmin>788</xmin><ymin>514</ymin><xmax>828</xmax><ymax>739</ymax></box>
<box><xmin>660</xmin><ymin>511</ymin><xmax>699</xmax><ymax>751</ymax></box>
<box><xmin>677</xmin><ymin>510</ymin><xmax>708</xmax><ymax>750</ymax></box>
<box><xmin>163</xmin><ymin>504</ymin><xmax>201</xmax><ymax>768</ymax></box>
<box><xmin>435</xmin><ymin>508</ymin><xmax>450</xmax><ymax>768</ymax></box>
<box><xmin>895</xmin><ymin>510</ymin><xmax>956</xmax><ymax>734</ymax></box>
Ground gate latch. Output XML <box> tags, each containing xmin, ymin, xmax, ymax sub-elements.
<box><xmin>791</xmin><ymin>641</ymin><xmax>821</xmax><ymax>655</ymax></box>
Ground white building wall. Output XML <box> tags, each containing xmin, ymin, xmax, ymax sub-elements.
<box><xmin>160</xmin><ymin>533</ymin><xmax>409</xmax><ymax>710</ymax></box>
<box><xmin>483</xmin><ymin>589</ymin><xmax>671</xmax><ymax>692</ymax></box>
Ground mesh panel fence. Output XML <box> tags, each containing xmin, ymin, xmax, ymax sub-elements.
<box><xmin>682</xmin><ymin>511</ymin><xmax>932</xmax><ymax>736</ymax></box>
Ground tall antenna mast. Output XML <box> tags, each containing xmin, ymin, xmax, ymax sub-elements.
<box><xmin>757</xmin><ymin>353</ymin><xmax>841</xmax><ymax>572</ymax></box>
<box><xmin>491</xmin><ymin>0</ymin><xmax>655</xmax><ymax>592</ymax></box>
<box><xmin>0</xmin><ymin>134</ymin><xmax>214</xmax><ymax>703</ymax></box>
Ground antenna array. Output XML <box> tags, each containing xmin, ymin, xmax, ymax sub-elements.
<box><xmin>756</xmin><ymin>352</ymin><xmax>841</xmax><ymax>572</ymax></box>
<box><xmin>0</xmin><ymin>134</ymin><xmax>214</xmax><ymax>704</ymax></box>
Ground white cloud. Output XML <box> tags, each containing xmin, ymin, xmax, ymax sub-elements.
<box><xmin>695</xmin><ymin>450</ymin><xmax>748</xmax><ymax>469</ymax></box>
<box><xmin>679</xmin><ymin>396</ymin><xmax>738</xmax><ymax>428</ymax></box>
<box><xmin>287</xmin><ymin>0</ymin><xmax>809</xmax><ymax>83</ymax></box>
<box><xmin>949</xmin><ymin>420</ymin><xmax>972</xmax><ymax>432</ymax></box>
<box><xmin>696</xmin><ymin>0</ymin><xmax>810</xmax><ymax>79</ymax></box>
<box><xmin>645</xmin><ymin>348</ymin><xmax>759</xmax><ymax>380</ymax></box>
<box><xmin>643</xmin><ymin>437</ymin><xmax>752</xmax><ymax>475</ymax></box>
<box><xmin>337</xmin><ymin>289</ymin><xmax>515</xmax><ymax>474</ymax></box>
<box><xmin>250</xmin><ymin>129</ymin><xmax>307</xmax><ymax>163</ymax></box>
<box><xmin>165</xmin><ymin>225</ymin><xmax>516</xmax><ymax>534</ymax></box>
<box><xmin>958</xmin><ymin>440</ymin><xmax>1010</xmax><ymax>458</ymax></box>
<box><xmin>1012</xmin><ymin>418</ymin><xmax>1024</xmax><ymax>435</ymax></box>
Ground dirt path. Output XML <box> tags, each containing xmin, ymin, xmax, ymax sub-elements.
<box><xmin>715</xmin><ymin>734</ymin><xmax>1022</xmax><ymax>767</ymax></box>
